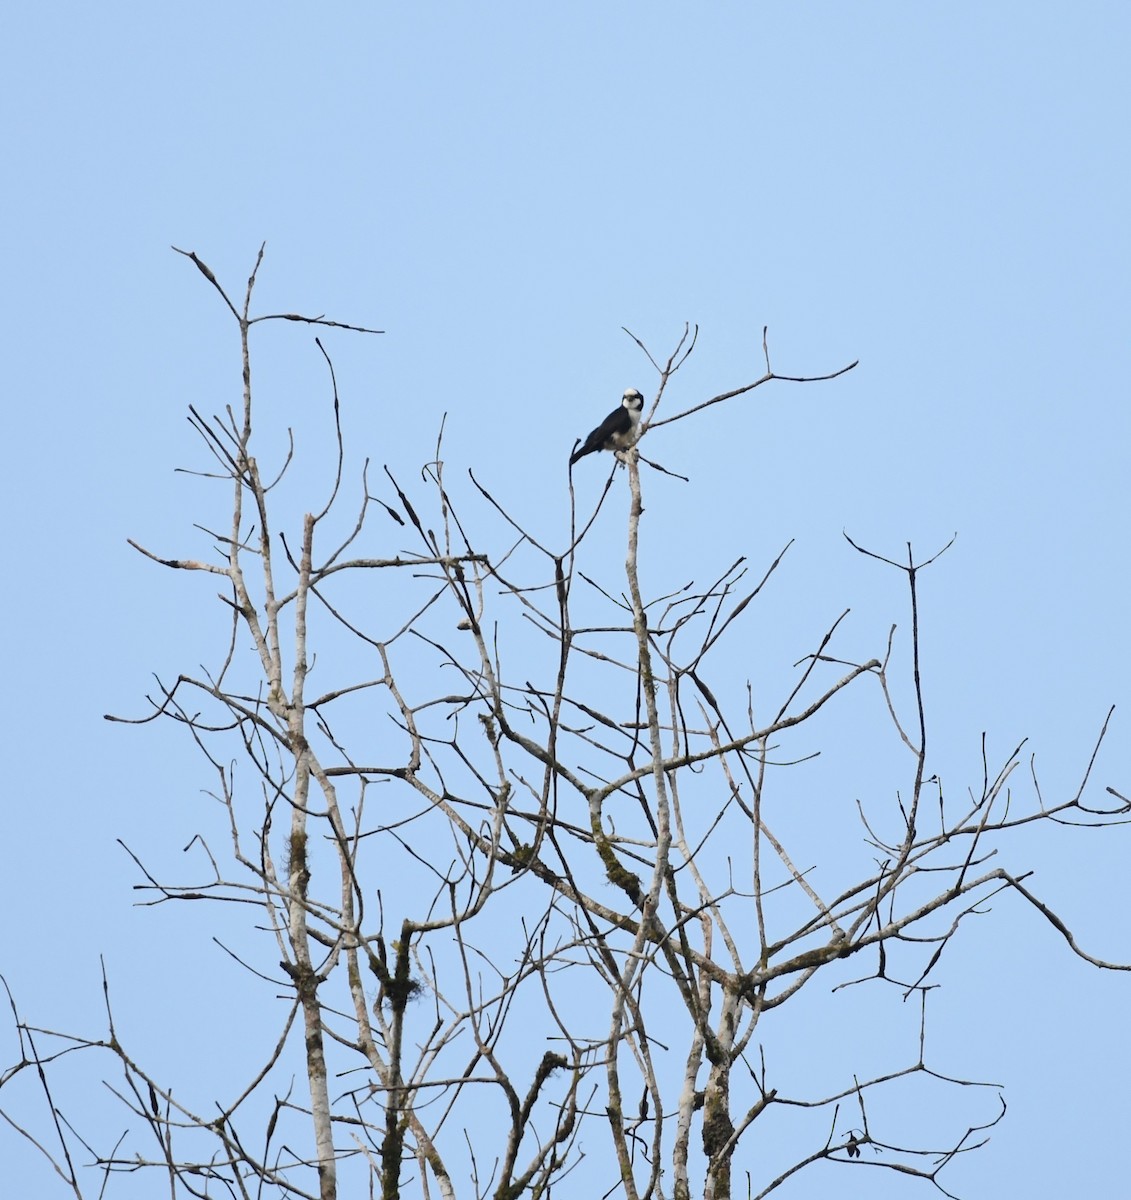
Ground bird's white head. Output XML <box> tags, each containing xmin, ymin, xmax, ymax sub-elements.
<box><xmin>623</xmin><ymin>388</ymin><xmax>644</xmax><ymax>412</ymax></box>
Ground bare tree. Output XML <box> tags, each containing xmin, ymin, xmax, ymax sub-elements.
<box><xmin>3</xmin><ymin>249</ymin><xmax>1127</xmax><ymax>1200</ymax></box>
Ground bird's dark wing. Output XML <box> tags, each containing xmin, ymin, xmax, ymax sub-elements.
<box><xmin>570</xmin><ymin>406</ymin><xmax>631</xmax><ymax>464</ymax></box>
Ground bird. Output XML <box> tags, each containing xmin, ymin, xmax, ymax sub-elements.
<box><xmin>570</xmin><ymin>389</ymin><xmax>645</xmax><ymax>466</ymax></box>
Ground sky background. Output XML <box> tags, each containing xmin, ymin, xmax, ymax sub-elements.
<box><xmin>2</xmin><ymin>4</ymin><xmax>1128</xmax><ymax>1196</ymax></box>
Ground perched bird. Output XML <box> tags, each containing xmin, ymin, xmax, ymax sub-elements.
<box><xmin>570</xmin><ymin>389</ymin><xmax>645</xmax><ymax>466</ymax></box>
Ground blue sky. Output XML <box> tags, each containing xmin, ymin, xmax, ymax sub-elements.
<box><xmin>2</xmin><ymin>4</ymin><xmax>1128</xmax><ymax>1196</ymax></box>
